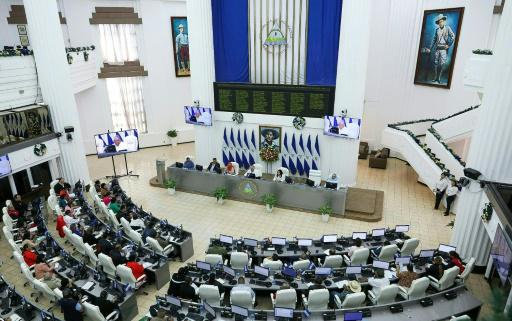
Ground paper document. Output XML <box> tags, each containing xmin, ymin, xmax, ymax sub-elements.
<box><xmin>384</xmin><ymin>270</ymin><xmax>396</xmax><ymax>279</ymax></box>
<box><xmin>82</xmin><ymin>281</ymin><xmax>95</xmax><ymax>291</ymax></box>
<box><xmin>335</xmin><ymin>280</ymin><xmax>348</xmax><ymax>289</ymax></box>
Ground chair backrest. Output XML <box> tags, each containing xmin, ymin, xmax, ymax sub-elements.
<box><xmin>33</xmin><ymin>279</ymin><xmax>57</xmax><ymax>301</ymax></box>
<box><xmin>323</xmin><ymin>255</ymin><xmax>343</xmax><ymax>268</ymax></box>
<box><xmin>375</xmin><ymin>284</ymin><xmax>399</xmax><ymax>304</ymax></box>
<box><xmin>292</xmin><ymin>260</ymin><xmax>311</xmax><ymax>271</ymax></box>
<box><xmin>71</xmin><ymin>234</ymin><xmax>86</xmax><ymax>255</ymax></box>
<box><xmin>48</xmin><ymin>195</ymin><xmax>57</xmax><ymax>210</ymax></box>
<box><xmin>205</xmin><ymin>254</ymin><xmax>223</xmax><ymax>266</ymax></box>
<box><xmin>307</xmin><ymin>289</ymin><xmax>329</xmax><ymax>310</ymax></box>
<box><xmin>199</xmin><ymin>285</ymin><xmax>221</xmax><ymax>306</ymax></box>
<box><xmin>230</xmin><ymin>290</ymin><xmax>254</xmax><ymax>309</ymax></box>
<box><xmin>8</xmin><ymin>239</ymin><xmax>21</xmax><ymax>254</ymax></box>
<box><xmin>378</xmin><ymin>244</ymin><xmax>399</xmax><ymax>262</ymax></box>
<box><xmin>83</xmin><ymin>301</ymin><xmax>106</xmax><ymax>321</ymax></box>
<box><xmin>407</xmin><ymin>277</ymin><xmax>430</xmax><ymax>299</ymax></box>
<box><xmin>350</xmin><ymin>248</ymin><xmax>370</xmax><ymax>266</ymax></box>
<box><xmin>253</xmin><ymin>164</ymin><xmax>263</xmax><ymax>178</ymax></box>
<box><xmin>50</xmin><ymin>180</ymin><xmax>59</xmax><ymax>189</ymax></box>
<box><xmin>108</xmin><ymin>209</ymin><xmax>120</xmax><ymax>227</ymax></box>
<box><xmin>438</xmin><ymin>266</ymin><xmax>460</xmax><ymax>291</ymax></box>
<box><xmin>451</xmin><ymin>315</ymin><xmax>471</xmax><ymax>321</ymax></box>
<box><xmin>120</xmin><ymin>217</ymin><xmax>131</xmax><ymax>233</ymax></box>
<box><xmin>63</xmin><ymin>226</ymin><xmax>74</xmax><ymax>241</ymax></box>
<box><xmin>459</xmin><ymin>257</ymin><xmax>476</xmax><ymax>282</ymax></box>
<box><xmin>231</xmin><ymin>162</ymin><xmax>240</xmax><ymax>175</ymax></box>
<box><xmin>341</xmin><ymin>292</ymin><xmax>366</xmax><ymax>309</ymax></box>
<box><xmin>116</xmin><ymin>265</ymin><xmax>136</xmax><ymax>286</ymax></box>
<box><xmin>5</xmin><ymin>200</ymin><xmax>12</xmax><ymax>207</ymax></box>
<box><xmin>2</xmin><ymin>207</ymin><xmax>8</xmax><ymax>217</ymax></box>
<box><xmin>400</xmin><ymin>238</ymin><xmax>420</xmax><ymax>256</ymax></box>
<box><xmin>49</xmin><ymin>189</ymin><xmax>56</xmax><ymax>196</ymax></box>
<box><xmin>147</xmin><ymin>237</ymin><xmax>164</xmax><ymax>254</ymax></box>
<box><xmin>84</xmin><ymin>243</ymin><xmax>98</xmax><ymax>265</ymax></box>
<box><xmin>128</xmin><ymin>229</ymin><xmax>143</xmax><ymax>245</ymax></box>
<box><xmin>21</xmin><ymin>263</ymin><xmax>35</xmax><ymax>282</ymax></box>
<box><xmin>308</xmin><ymin>170</ymin><xmax>322</xmax><ymax>187</ymax></box>
<box><xmin>98</xmin><ymin>253</ymin><xmax>116</xmax><ymax>276</ymax></box>
<box><xmin>262</xmin><ymin>259</ymin><xmax>283</xmax><ymax>271</ymax></box>
<box><xmin>2</xmin><ymin>226</ymin><xmax>14</xmax><ymax>240</ymax></box>
<box><xmin>230</xmin><ymin>252</ymin><xmax>249</xmax><ymax>269</ymax></box>
<box><xmin>275</xmin><ymin>289</ymin><xmax>297</xmax><ymax>309</ymax></box>
<box><xmin>3</xmin><ymin>213</ymin><xmax>14</xmax><ymax>230</ymax></box>
<box><xmin>13</xmin><ymin>251</ymin><xmax>25</xmax><ymax>267</ymax></box>
<box><xmin>53</xmin><ymin>288</ymin><xmax>63</xmax><ymax>300</ymax></box>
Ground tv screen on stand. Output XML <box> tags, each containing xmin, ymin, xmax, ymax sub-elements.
<box><xmin>491</xmin><ymin>225</ymin><xmax>512</xmax><ymax>285</ymax></box>
<box><xmin>94</xmin><ymin>129</ymin><xmax>139</xmax><ymax>159</ymax></box>
<box><xmin>324</xmin><ymin>116</ymin><xmax>361</xmax><ymax>139</ymax></box>
<box><xmin>0</xmin><ymin>155</ymin><xmax>12</xmax><ymax>178</ymax></box>
<box><xmin>184</xmin><ymin>106</ymin><xmax>213</xmax><ymax>126</ymax></box>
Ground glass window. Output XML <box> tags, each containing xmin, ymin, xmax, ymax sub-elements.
<box><xmin>30</xmin><ymin>162</ymin><xmax>52</xmax><ymax>186</ymax></box>
<box><xmin>105</xmin><ymin>77</ymin><xmax>147</xmax><ymax>132</ymax></box>
<box><xmin>13</xmin><ymin>170</ymin><xmax>31</xmax><ymax>195</ymax></box>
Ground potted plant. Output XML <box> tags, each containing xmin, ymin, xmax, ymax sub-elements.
<box><xmin>261</xmin><ymin>193</ymin><xmax>277</xmax><ymax>213</ymax></box>
<box><xmin>319</xmin><ymin>204</ymin><xmax>333</xmax><ymax>222</ymax></box>
<box><xmin>213</xmin><ymin>187</ymin><xmax>228</xmax><ymax>204</ymax></box>
<box><xmin>167</xmin><ymin>129</ymin><xmax>178</xmax><ymax>146</ymax></box>
<box><xmin>164</xmin><ymin>179</ymin><xmax>176</xmax><ymax>195</ymax></box>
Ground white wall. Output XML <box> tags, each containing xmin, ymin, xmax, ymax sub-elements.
<box><xmin>63</xmin><ymin>0</ymin><xmax>193</xmax><ymax>154</ymax></box>
<box><xmin>363</xmin><ymin>0</ymin><xmax>494</xmax><ymax>149</ymax></box>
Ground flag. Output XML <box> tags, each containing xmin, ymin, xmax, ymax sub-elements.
<box><xmin>333</xmin><ymin>116</ymin><xmax>338</xmax><ymax>127</ymax></box>
<box><xmin>230</xmin><ymin>128</ymin><xmax>236</xmax><ymax>146</ymax></box>
<box><xmin>312</xmin><ymin>159</ymin><xmax>318</xmax><ymax>171</ymax></box>
<box><xmin>228</xmin><ymin>151</ymin><xmax>235</xmax><ymax>163</ymax></box>
<box><xmin>315</xmin><ymin>135</ymin><xmax>320</xmax><ymax>156</ymax></box>
<box><xmin>251</xmin><ymin>130</ymin><xmax>256</xmax><ymax>149</ymax></box>
<box><xmin>283</xmin><ymin>132</ymin><xmax>288</xmax><ymax>153</ymax></box>
<box><xmin>249</xmin><ymin>153</ymin><xmax>255</xmax><ymax>165</ymax></box>
<box><xmin>291</xmin><ymin>134</ymin><xmax>297</xmax><ymax>154</ymax></box>
<box><xmin>235</xmin><ymin>151</ymin><xmax>242</xmax><ymax>165</ymax></box>
<box><xmin>288</xmin><ymin>156</ymin><xmax>297</xmax><ymax>175</ymax></box>
<box><xmin>306</xmin><ymin>135</ymin><xmax>312</xmax><ymax>155</ymax></box>
<box><xmin>243</xmin><ymin>129</ymin><xmax>249</xmax><ymax>149</ymax></box>
<box><xmin>281</xmin><ymin>155</ymin><xmax>288</xmax><ymax>169</ymax></box>
<box><xmin>298</xmin><ymin>134</ymin><xmax>304</xmax><ymax>154</ymax></box>
<box><xmin>237</xmin><ymin>129</ymin><xmax>242</xmax><ymax>148</ymax></box>
<box><xmin>242</xmin><ymin>153</ymin><xmax>249</xmax><ymax>169</ymax></box>
<box><xmin>222</xmin><ymin>151</ymin><xmax>229</xmax><ymax>165</ymax></box>
<box><xmin>303</xmin><ymin>309</ymin><xmax>311</xmax><ymax>318</ymax></box>
<box><xmin>304</xmin><ymin>159</ymin><xmax>310</xmax><ymax>176</ymax></box>
<box><xmin>244</xmin><ymin>265</ymin><xmax>248</xmax><ymax>273</ymax></box>
<box><xmin>297</xmin><ymin>157</ymin><xmax>304</xmax><ymax>176</ymax></box>
<box><xmin>223</xmin><ymin>127</ymin><xmax>229</xmax><ymax>146</ymax></box>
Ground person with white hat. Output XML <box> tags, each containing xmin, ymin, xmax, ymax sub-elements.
<box><xmin>330</xmin><ymin>280</ymin><xmax>362</xmax><ymax>307</ymax></box>
<box><xmin>422</xmin><ymin>13</ymin><xmax>455</xmax><ymax>83</ymax></box>
<box><xmin>175</xmin><ymin>23</ymin><xmax>189</xmax><ymax>73</ymax></box>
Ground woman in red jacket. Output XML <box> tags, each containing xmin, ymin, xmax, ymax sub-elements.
<box><xmin>56</xmin><ymin>214</ymin><xmax>66</xmax><ymax>238</ymax></box>
<box><xmin>448</xmin><ymin>251</ymin><xmax>465</xmax><ymax>274</ymax></box>
<box><xmin>125</xmin><ymin>253</ymin><xmax>145</xmax><ymax>280</ymax></box>
<box><xmin>22</xmin><ymin>244</ymin><xmax>37</xmax><ymax>267</ymax></box>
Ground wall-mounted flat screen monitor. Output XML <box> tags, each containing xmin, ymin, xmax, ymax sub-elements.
<box><xmin>0</xmin><ymin>155</ymin><xmax>11</xmax><ymax>178</ymax></box>
<box><xmin>297</xmin><ymin>239</ymin><xmax>312</xmax><ymax>247</ymax></box>
<box><xmin>372</xmin><ymin>228</ymin><xmax>385</xmax><ymax>237</ymax></box>
<box><xmin>271</xmin><ymin>237</ymin><xmax>286</xmax><ymax>246</ymax></box>
<box><xmin>324</xmin><ymin>116</ymin><xmax>361</xmax><ymax>139</ymax></box>
<box><xmin>323</xmin><ymin>234</ymin><xmax>338</xmax><ymax>243</ymax></box>
<box><xmin>395</xmin><ymin>224</ymin><xmax>410</xmax><ymax>233</ymax></box>
<box><xmin>491</xmin><ymin>224</ymin><xmax>512</xmax><ymax>285</ymax></box>
<box><xmin>94</xmin><ymin>129</ymin><xmax>139</xmax><ymax>158</ymax></box>
<box><xmin>184</xmin><ymin>106</ymin><xmax>213</xmax><ymax>126</ymax></box>
<box><xmin>219</xmin><ymin>234</ymin><xmax>233</xmax><ymax>245</ymax></box>
<box><xmin>438</xmin><ymin>244</ymin><xmax>456</xmax><ymax>253</ymax></box>
<box><xmin>352</xmin><ymin>232</ymin><xmax>367</xmax><ymax>240</ymax></box>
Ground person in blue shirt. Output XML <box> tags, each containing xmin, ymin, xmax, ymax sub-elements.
<box><xmin>142</xmin><ymin>222</ymin><xmax>157</xmax><ymax>243</ymax></box>
<box><xmin>183</xmin><ymin>157</ymin><xmax>195</xmax><ymax>170</ymax></box>
<box><xmin>60</xmin><ymin>288</ymin><xmax>84</xmax><ymax>321</ymax></box>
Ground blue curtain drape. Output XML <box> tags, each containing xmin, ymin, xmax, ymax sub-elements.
<box><xmin>305</xmin><ymin>0</ymin><xmax>343</xmax><ymax>86</ymax></box>
<box><xmin>211</xmin><ymin>0</ymin><xmax>249</xmax><ymax>83</ymax></box>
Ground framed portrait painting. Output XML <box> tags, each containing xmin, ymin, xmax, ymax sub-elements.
<box><xmin>259</xmin><ymin>126</ymin><xmax>281</xmax><ymax>152</ymax></box>
<box><xmin>414</xmin><ymin>7</ymin><xmax>464</xmax><ymax>89</ymax></box>
<box><xmin>171</xmin><ymin>16</ymin><xmax>190</xmax><ymax>77</ymax></box>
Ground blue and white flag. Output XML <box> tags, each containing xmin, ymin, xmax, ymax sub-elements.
<box><xmin>298</xmin><ymin>134</ymin><xmax>304</xmax><ymax>154</ymax></box>
<box><xmin>303</xmin><ymin>309</ymin><xmax>311</xmax><ymax>318</ymax></box>
<box><xmin>283</xmin><ymin>132</ymin><xmax>289</xmax><ymax>153</ymax></box>
<box><xmin>223</xmin><ymin>127</ymin><xmax>229</xmax><ymax>146</ymax></box>
<box><xmin>237</xmin><ymin>129</ymin><xmax>242</xmax><ymax>148</ymax></box>
<box><xmin>304</xmin><ymin>159</ymin><xmax>310</xmax><ymax>176</ymax></box>
<box><xmin>228</xmin><ymin>151</ymin><xmax>235</xmax><ymax>163</ymax></box>
<box><xmin>222</xmin><ymin>151</ymin><xmax>229</xmax><ymax>165</ymax></box>
<box><xmin>306</xmin><ymin>135</ymin><xmax>312</xmax><ymax>155</ymax></box>
<box><xmin>243</xmin><ymin>129</ymin><xmax>249</xmax><ymax>149</ymax></box>
<box><xmin>230</xmin><ymin>128</ymin><xmax>236</xmax><ymax>146</ymax></box>
<box><xmin>242</xmin><ymin>153</ymin><xmax>249</xmax><ymax>169</ymax></box>
<box><xmin>288</xmin><ymin>156</ymin><xmax>297</xmax><ymax>175</ymax></box>
<box><xmin>235</xmin><ymin>151</ymin><xmax>242</xmax><ymax>165</ymax></box>
<box><xmin>296</xmin><ymin>156</ymin><xmax>304</xmax><ymax>176</ymax></box>
<box><xmin>251</xmin><ymin>130</ymin><xmax>257</xmax><ymax>150</ymax></box>
<box><xmin>281</xmin><ymin>155</ymin><xmax>288</xmax><ymax>169</ymax></box>
<box><xmin>249</xmin><ymin>153</ymin><xmax>255</xmax><ymax>165</ymax></box>
<box><xmin>291</xmin><ymin>134</ymin><xmax>297</xmax><ymax>154</ymax></box>
<box><xmin>314</xmin><ymin>135</ymin><xmax>320</xmax><ymax>156</ymax></box>
<box><xmin>312</xmin><ymin>159</ymin><xmax>318</xmax><ymax>171</ymax></box>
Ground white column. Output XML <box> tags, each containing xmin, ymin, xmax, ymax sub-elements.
<box><xmin>331</xmin><ymin>0</ymin><xmax>371</xmax><ymax>185</ymax></box>
<box><xmin>23</xmin><ymin>0</ymin><xmax>90</xmax><ymax>183</ymax></box>
<box><xmin>451</xmin><ymin>0</ymin><xmax>512</xmax><ymax>266</ymax></box>
<box><xmin>187</xmin><ymin>0</ymin><xmax>216</xmax><ymax>166</ymax></box>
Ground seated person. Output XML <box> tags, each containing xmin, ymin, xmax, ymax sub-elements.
<box><xmin>34</xmin><ymin>254</ymin><xmax>61</xmax><ymax>289</ymax></box>
<box><xmin>373</xmin><ymin>240</ymin><xmax>390</xmax><ymax>257</ymax></box>
<box><xmin>178</xmin><ymin>277</ymin><xmax>199</xmax><ymax>301</ymax></box>
<box><xmin>7</xmin><ymin>204</ymin><xmax>21</xmax><ymax>219</ymax></box>
<box><xmin>100</xmin><ymin>183</ymin><xmax>109</xmax><ymax>197</ymax></box>
<box><xmin>224</xmin><ymin>163</ymin><xmax>236</xmax><ymax>175</ymax></box>
<box><xmin>94</xmin><ymin>180</ymin><xmax>102</xmax><ymax>193</ymax></box>
<box><xmin>13</xmin><ymin>194</ymin><xmax>27</xmax><ymax>214</ymax></box>
<box><xmin>116</xmin><ymin>204</ymin><xmax>129</xmax><ymax>222</ymax></box>
<box><xmin>63</xmin><ymin>210</ymin><xmax>80</xmax><ymax>226</ymax></box>
<box><xmin>102</xmin><ymin>191</ymin><xmax>113</xmax><ymax>206</ymax></box>
<box><xmin>232</xmin><ymin>276</ymin><xmax>255</xmax><ymax>303</ymax></box>
<box><xmin>70</xmin><ymin>223</ymin><xmax>83</xmax><ymax>237</ymax></box>
<box><xmin>331</xmin><ymin>280</ymin><xmax>361</xmax><ymax>307</ymax></box>
<box><xmin>126</xmin><ymin>253</ymin><xmax>145</xmax><ymax>280</ymax></box>
<box><xmin>447</xmin><ymin>251</ymin><xmax>465</xmax><ymax>273</ymax></box>
<box><xmin>129</xmin><ymin>213</ymin><xmax>145</xmax><ymax>229</ymax></box>
<box><xmin>142</xmin><ymin>222</ymin><xmax>157</xmax><ymax>243</ymax></box>
<box><xmin>183</xmin><ymin>157</ymin><xmax>195</xmax><ymax>170</ymax></box>
<box><xmin>206</xmin><ymin>158</ymin><xmax>221</xmax><ymax>174</ymax></box>
<box><xmin>60</xmin><ymin>287</ymin><xmax>84</xmax><ymax>321</ymax></box>
<box><xmin>326</xmin><ymin>173</ymin><xmax>338</xmax><ymax>184</ymax></box>
<box><xmin>109</xmin><ymin>199</ymin><xmax>122</xmax><ymax>214</ymax></box>
<box><xmin>109</xmin><ymin>244</ymin><xmax>126</xmax><ymax>266</ymax></box>
<box><xmin>396</xmin><ymin>263</ymin><xmax>418</xmax><ymax>288</ymax></box>
<box><xmin>305</xmin><ymin>278</ymin><xmax>326</xmax><ymax>297</ymax></box>
<box><xmin>22</xmin><ymin>244</ymin><xmax>38</xmax><ymax>266</ymax></box>
<box><xmin>273</xmin><ymin>169</ymin><xmax>286</xmax><ymax>182</ymax></box>
<box><xmin>244</xmin><ymin>165</ymin><xmax>256</xmax><ymax>178</ymax></box>
<box><xmin>427</xmin><ymin>256</ymin><xmax>446</xmax><ymax>280</ymax></box>
<box><xmin>19</xmin><ymin>227</ymin><xmax>36</xmax><ymax>248</ymax></box>
<box><xmin>151</xmin><ymin>309</ymin><xmax>170</xmax><ymax>321</ymax></box>
<box><xmin>53</xmin><ymin>177</ymin><xmax>66</xmax><ymax>195</ymax></box>
<box><xmin>206</xmin><ymin>272</ymin><xmax>225</xmax><ymax>295</ymax></box>
<box><xmin>82</xmin><ymin>227</ymin><xmax>97</xmax><ymax>245</ymax></box>
<box><xmin>167</xmin><ymin>267</ymin><xmax>187</xmax><ymax>296</ymax></box>
<box><xmin>97</xmin><ymin>234</ymin><xmax>114</xmax><ymax>255</ymax></box>
<box><xmin>368</xmin><ymin>268</ymin><xmax>390</xmax><ymax>297</ymax></box>
<box><xmin>348</xmin><ymin>238</ymin><xmax>365</xmax><ymax>257</ymax></box>
<box><xmin>263</xmin><ymin>253</ymin><xmax>283</xmax><ymax>266</ymax></box>
<box><xmin>98</xmin><ymin>290</ymin><xmax>119</xmax><ymax>318</ymax></box>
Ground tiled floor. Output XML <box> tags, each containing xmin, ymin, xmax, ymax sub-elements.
<box><xmin>0</xmin><ymin>143</ymin><xmax>493</xmax><ymax>320</ymax></box>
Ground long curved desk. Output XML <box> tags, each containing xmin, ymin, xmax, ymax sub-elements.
<box><xmin>167</xmin><ymin>166</ymin><xmax>347</xmax><ymax>215</ymax></box>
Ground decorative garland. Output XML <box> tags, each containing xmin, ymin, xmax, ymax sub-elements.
<box><xmin>481</xmin><ymin>202</ymin><xmax>493</xmax><ymax>223</ymax></box>
<box><xmin>472</xmin><ymin>49</ymin><xmax>493</xmax><ymax>55</ymax></box>
<box><xmin>259</xmin><ymin>146</ymin><xmax>279</xmax><ymax>162</ymax></box>
<box><xmin>292</xmin><ymin>116</ymin><xmax>306</xmax><ymax>130</ymax></box>
<box><xmin>431</xmin><ymin>105</ymin><xmax>480</xmax><ymax>125</ymax></box>
<box><xmin>232</xmin><ymin>112</ymin><xmax>244</xmax><ymax>124</ymax></box>
<box><xmin>428</xmin><ymin>128</ymin><xmax>465</xmax><ymax>166</ymax></box>
<box><xmin>65</xmin><ymin>46</ymin><xmax>96</xmax><ymax>64</ymax></box>
<box><xmin>34</xmin><ymin>143</ymin><xmax>47</xmax><ymax>156</ymax></box>
<box><xmin>0</xmin><ymin>46</ymin><xmax>33</xmax><ymax>57</ymax></box>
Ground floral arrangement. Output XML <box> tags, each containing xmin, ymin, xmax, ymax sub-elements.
<box><xmin>65</xmin><ymin>46</ymin><xmax>95</xmax><ymax>64</ymax></box>
<box><xmin>428</xmin><ymin>128</ymin><xmax>465</xmax><ymax>166</ymax></box>
<box><xmin>431</xmin><ymin>105</ymin><xmax>480</xmax><ymax>125</ymax></box>
<box><xmin>472</xmin><ymin>49</ymin><xmax>493</xmax><ymax>55</ymax></box>
<box><xmin>232</xmin><ymin>112</ymin><xmax>244</xmax><ymax>124</ymax></box>
<box><xmin>481</xmin><ymin>202</ymin><xmax>493</xmax><ymax>223</ymax></box>
<box><xmin>292</xmin><ymin>116</ymin><xmax>306</xmax><ymax>130</ymax></box>
<box><xmin>259</xmin><ymin>146</ymin><xmax>279</xmax><ymax>162</ymax></box>
<box><xmin>0</xmin><ymin>46</ymin><xmax>32</xmax><ymax>57</ymax></box>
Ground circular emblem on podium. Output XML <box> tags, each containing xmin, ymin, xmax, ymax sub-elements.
<box><xmin>238</xmin><ymin>180</ymin><xmax>258</xmax><ymax>198</ymax></box>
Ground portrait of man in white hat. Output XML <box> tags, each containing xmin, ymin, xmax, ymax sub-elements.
<box><xmin>414</xmin><ymin>8</ymin><xmax>464</xmax><ymax>88</ymax></box>
<box><xmin>172</xmin><ymin>17</ymin><xmax>191</xmax><ymax>76</ymax></box>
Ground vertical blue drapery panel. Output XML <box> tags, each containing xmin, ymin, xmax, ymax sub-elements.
<box><xmin>211</xmin><ymin>0</ymin><xmax>249</xmax><ymax>83</ymax></box>
<box><xmin>305</xmin><ymin>0</ymin><xmax>343</xmax><ymax>86</ymax></box>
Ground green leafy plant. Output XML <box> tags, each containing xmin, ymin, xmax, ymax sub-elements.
<box><xmin>480</xmin><ymin>289</ymin><xmax>512</xmax><ymax>321</ymax></box>
<box><xmin>164</xmin><ymin>179</ymin><xmax>176</xmax><ymax>189</ymax></box>
<box><xmin>261</xmin><ymin>193</ymin><xmax>278</xmax><ymax>207</ymax></box>
<box><xmin>319</xmin><ymin>204</ymin><xmax>333</xmax><ymax>216</ymax></box>
<box><xmin>481</xmin><ymin>202</ymin><xmax>493</xmax><ymax>223</ymax></box>
<box><xmin>213</xmin><ymin>187</ymin><xmax>228</xmax><ymax>201</ymax></box>
<box><xmin>167</xmin><ymin>129</ymin><xmax>178</xmax><ymax>138</ymax></box>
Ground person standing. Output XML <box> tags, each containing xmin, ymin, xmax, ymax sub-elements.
<box><xmin>60</xmin><ymin>288</ymin><xmax>84</xmax><ymax>321</ymax></box>
<box><xmin>433</xmin><ymin>173</ymin><xmax>449</xmax><ymax>210</ymax></box>
<box><xmin>444</xmin><ymin>180</ymin><xmax>459</xmax><ymax>216</ymax></box>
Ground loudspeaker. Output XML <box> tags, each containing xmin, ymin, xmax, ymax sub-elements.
<box><xmin>458</xmin><ymin>177</ymin><xmax>470</xmax><ymax>187</ymax></box>
<box><xmin>464</xmin><ymin>168</ymin><xmax>482</xmax><ymax>180</ymax></box>
<box><xmin>195</xmin><ymin>165</ymin><xmax>203</xmax><ymax>171</ymax></box>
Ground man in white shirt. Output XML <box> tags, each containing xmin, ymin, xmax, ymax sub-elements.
<box><xmin>433</xmin><ymin>172</ymin><xmax>449</xmax><ymax>210</ymax></box>
<box><xmin>368</xmin><ymin>268</ymin><xmax>390</xmax><ymax>297</ymax></box>
<box><xmin>444</xmin><ymin>179</ymin><xmax>459</xmax><ymax>216</ymax></box>
<box><xmin>113</xmin><ymin>135</ymin><xmax>127</xmax><ymax>152</ymax></box>
<box><xmin>63</xmin><ymin>211</ymin><xmax>80</xmax><ymax>226</ymax></box>
<box><xmin>348</xmin><ymin>238</ymin><xmax>365</xmax><ymax>257</ymax></box>
<box><xmin>232</xmin><ymin>276</ymin><xmax>256</xmax><ymax>303</ymax></box>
